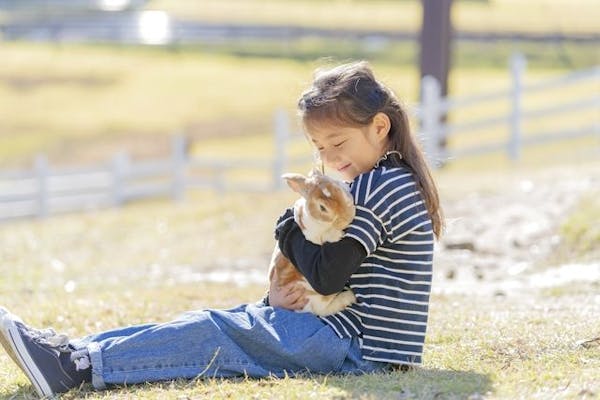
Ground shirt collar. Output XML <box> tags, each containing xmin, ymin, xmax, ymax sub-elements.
<box><xmin>374</xmin><ymin>150</ymin><xmax>403</xmax><ymax>169</ymax></box>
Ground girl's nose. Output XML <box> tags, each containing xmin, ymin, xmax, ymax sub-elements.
<box><xmin>321</xmin><ymin>149</ymin><xmax>338</xmax><ymax>166</ymax></box>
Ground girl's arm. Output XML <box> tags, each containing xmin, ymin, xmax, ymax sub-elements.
<box><xmin>276</xmin><ymin>218</ymin><xmax>367</xmax><ymax>295</ymax></box>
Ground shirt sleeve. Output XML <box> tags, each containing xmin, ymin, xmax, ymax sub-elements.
<box><xmin>344</xmin><ymin>169</ymin><xmax>431</xmax><ymax>255</ymax></box>
<box><xmin>277</xmin><ymin>219</ymin><xmax>367</xmax><ymax>295</ymax></box>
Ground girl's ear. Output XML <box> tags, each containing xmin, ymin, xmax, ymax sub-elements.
<box><xmin>371</xmin><ymin>112</ymin><xmax>391</xmax><ymax>143</ymax></box>
<box><xmin>282</xmin><ymin>173</ymin><xmax>308</xmax><ymax>195</ymax></box>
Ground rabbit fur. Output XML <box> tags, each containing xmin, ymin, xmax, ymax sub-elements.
<box><xmin>268</xmin><ymin>169</ymin><xmax>356</xmax><ymax>316</ymax></box>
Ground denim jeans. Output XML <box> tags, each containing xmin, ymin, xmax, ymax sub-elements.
<box><xmin>71</xmin><ymin>303</ymin><xmax>388</xmax><ymax>389</ymax></box>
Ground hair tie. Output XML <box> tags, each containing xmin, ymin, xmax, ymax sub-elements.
<box><xmin>374</xmin><ymin>151</ymin><xmax>403</xmax><ymax>168</ymax></box>
<box><xmin>368</xmin><ymin>87</ymin><xmax>386</xmax><ymax>109</ymax></box>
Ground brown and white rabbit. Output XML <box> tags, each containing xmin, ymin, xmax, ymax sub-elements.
<box><xmin>268</xmin><ymin>169</ymin><xmax>356</xmax><ymax>316</ymax></box>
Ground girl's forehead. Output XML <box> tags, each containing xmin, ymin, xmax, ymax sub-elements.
<box><xmin>305</xmin><ymin>123</ymin><xmax>360</xmax><ymax>141</ymax></box>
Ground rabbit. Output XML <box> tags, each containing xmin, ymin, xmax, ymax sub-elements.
<box><xmin>268</xmin><ymin>168</ymin><xmax>357</xmax><ymax>316</ymax></box>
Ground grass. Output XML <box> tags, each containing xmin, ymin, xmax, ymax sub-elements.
<box><xmin>0</xmin><ymin>1</ymin><xmax>597</xmax><ymax>169</ymax></box>
<box><xmin>1</xmin><ymin>165</ymin><xmax>599</xmax><ymax>399</ymax></box>
<box><xmin>556</xmin><ymin>192</ymin><xmax>600</xmax><ymax>260</ymax></box>
<box><xmin>0</xmin><ymin>42</ymin><xmax>311</xmax><ymax>165</ymax></box>
<box><xmin>147</xmin><ymin>0</ymin><xmax>600</xmax><ymax>35</ymax></box>
<box><xmin>1</xmin><ymin>40</ymin><xmax>596</xmax><ymax>169</ymax></box>
<box><xmin>167</xmin><ymin>37</ymin><xmax>597</xmax><ymax>71</ymax></box>
<box><xmin>0</xmin><ymin>2</ymin><xmax>598</xmax><ymax>397</ymax></box>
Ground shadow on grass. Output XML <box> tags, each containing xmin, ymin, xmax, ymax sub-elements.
<box><xmin>326</xmin><ymin>368</ymin><xmax>493</xmax><ymax>399</ymax></box>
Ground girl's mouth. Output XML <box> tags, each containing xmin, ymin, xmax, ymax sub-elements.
<box><xmin>337</xmin><ymin>163</ymin><xmax>351</xmax><ymax>172</ymax></box>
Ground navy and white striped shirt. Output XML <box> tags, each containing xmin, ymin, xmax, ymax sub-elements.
<box><xmin>320</xmin><ymin>161</ymin><xmax>434</xmax><ymax>366</ymax></box>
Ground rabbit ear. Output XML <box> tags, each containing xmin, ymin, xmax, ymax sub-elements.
<box><xmin>282</xmin><ymin>173</ymin><xmax>308</xmax><ymax>195</ymax></box>
<box><xmin>308</xmin><ymin>167</ymin><xmax>322</xmax><ymax>177</ymax></box>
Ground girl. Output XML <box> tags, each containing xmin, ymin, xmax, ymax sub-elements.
<box><xmin>0</xmin><ymin>61</ymin><xmax>443</xmax><ymax>398</ymax></box>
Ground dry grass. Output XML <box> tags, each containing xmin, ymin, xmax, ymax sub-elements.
<box><xmin>0</xmin><ymin>3</ymin><xmax>598</xmax><ymax>395</ymax></box>
<box><xmin>149</xmin><ymin>0</ymin><xmax>600</xmax><ymax>34</ymax></box>
<box><xmin>1</xmin><ymin>166</ymin><xmax>599</xmax><ymax>399</ymax></box>
<box><xmin>1</xmin><ymin>40</ymin><xmax>595</xmax><ymax>168</ymax></box>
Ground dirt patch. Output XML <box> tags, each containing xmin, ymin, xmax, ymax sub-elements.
<box><xmin>434</xmin><ymin>165</ymin><xmax>600</xmax><ymax>295</ymax></box>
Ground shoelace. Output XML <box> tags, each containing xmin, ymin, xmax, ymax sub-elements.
<box><xmin>73</xmin><ymin>355</ymin><xmax>91</xmax><ymax>371</ymax></box>
<box><xmin>23</xmin><ymin>324</ymin><xmax>92</xmax><ymax>371</ymax></box>
<box><xmin>26</xmin><ymin>327</ymin><xmax>71</xmax><ymax>352</ymax></box>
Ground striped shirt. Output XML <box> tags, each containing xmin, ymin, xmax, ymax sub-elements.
<box><xmin>320</xmin><ymin>161</ymin><xmax>434</xmax><ymax>366</ymax></box>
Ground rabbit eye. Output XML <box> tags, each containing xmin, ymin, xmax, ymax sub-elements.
<box><xmin>319</xmin><ymin>204</ymin><xmax>327</xmax><ymax>212</ymax></box>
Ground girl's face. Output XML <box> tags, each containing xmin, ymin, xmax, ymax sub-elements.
<box><xmin>306</xmin><ymin>113</ymin><xmax>390</xmax><ymax>181</ymax></box>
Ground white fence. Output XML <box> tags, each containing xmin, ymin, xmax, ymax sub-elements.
<box><xmin>420</xmin><ymin>53</ymin><xmax>599</xmax><ymax>166</ymax></box>
<box><xmin>0</xmin><ymin>128</ymin><xmax>311</xmax><ymax>222</ymax></box>
<box><xmin>0</xmin><ymin>54</ymin><xmax>598</xmax><ymax>222</ymax></box>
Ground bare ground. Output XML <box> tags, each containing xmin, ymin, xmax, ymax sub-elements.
<box><xmin>433</xmin><ymin>163</ymin><xmax>600</xmax><ymax>296</ymax></box>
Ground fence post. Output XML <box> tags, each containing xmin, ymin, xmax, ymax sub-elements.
<box><xmin>273</xmin><ymin>109</ymin><xmax>289</xmax><ymax>190</ymax></box>
<box><xmin>171</xmin><ymin>135</ymin><xmax>187</xmax><ymax>201</ymax></box>
<box><xmin>421</xmin><ymin>75</ymin><xmax>442</xmax><ymax>167</ymax></box>
<box><xmin>111</xmin><ymin>152</ymin><xmax>129</xmax><ymax>206</ymax></box>
<box><xmin>213</xmin><ymin>166</ymin><xmax>225</xmax><ymax>193</ymax></box>
<box><xmin>34</xmin><ymin>155</ymin><xmax>48</xmax><ymax>218</ymax></box>
<box><xmin>509</xmin><ymin>53</ymin><xmax>526</xmax><ymax>161</ymax></box>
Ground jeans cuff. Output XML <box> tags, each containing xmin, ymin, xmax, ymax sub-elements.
<box><xmin>87</xmin><ymin>342</ymin><xmax>106</xmax><ymax>390</ymax></box>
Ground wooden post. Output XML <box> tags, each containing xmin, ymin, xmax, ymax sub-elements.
<box><xmin>111</xmin><ymin>152</ymin><xmax>129</xmax><ymax>206</ymax></box>
<box><xmin>213</xmin><ymin>167</ymin><xmax>225</xmax><ymax>194</ymax></box>
<box><xmin>273</xmin><ymin>109</ymin><xmax>288</xmax><ymax>190</ymax></box>
<box><xmin>419</xmin><ymin>0</ymin><xmax>453</xmax><ymax>97</ymax></box>
<box><xmin>509</xmin><ymin>53</ymin><xmax>526</xmax><ymax>161</ymax></box>
<box><xmin>421</xmin><ymin>76</ymin><xmax>442</xmax><ymax>167</ymax></box>
<box><xmin>171</xmin><ymin>135</ymin><xmax>187</xmax><ymax>201</ymax></box>
<box><xmin>34</xmin><ymin>155</ymin><xmax>48</xmax><ymax>218</ymax></box>
<box><xmin>419</xmin><ymin>0</ymin><xmax>453</xmax><ymax>158</ymax></box>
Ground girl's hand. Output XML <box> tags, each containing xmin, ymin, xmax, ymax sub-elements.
<box><xmin>268</xmin><ymin>271</ymin><xmax>308</xmax><ymax>311</ymax></box>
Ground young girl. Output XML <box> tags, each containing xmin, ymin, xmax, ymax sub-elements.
<box><xmin>0</xmin><ymin>61</ymin><xmax>443</xmax><ymax>398</ymax></box>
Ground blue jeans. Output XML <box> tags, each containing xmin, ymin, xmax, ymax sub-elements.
<box><xmin>71</xmin><ymin>303</ymin><xmax>388</xmax><ymax>389</ymax></box>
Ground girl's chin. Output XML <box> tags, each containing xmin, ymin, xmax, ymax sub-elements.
<box><xmin>341</xmin><ymin>171</ymin><xmax>358</xmax><ymax>181</ymax></box>
<box><xmin>324</xmin><ymin>168</ymin><xmax>351</xmax><ymax>181</ymax></box>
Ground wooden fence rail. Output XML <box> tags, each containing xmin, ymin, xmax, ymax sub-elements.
<box><xmin>0</xmin><ymin>129</ymin><xmax>312</xmax><ymax>221</ymax></box>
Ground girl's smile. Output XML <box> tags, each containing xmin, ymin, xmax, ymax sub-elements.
<box><xmin>337</xmin><ymin>163</ymin><xmax>351</xmax><ymax>173</ymax></box>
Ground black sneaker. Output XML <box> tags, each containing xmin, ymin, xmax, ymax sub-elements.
<box><xmin>0</xmin><ymin>307</ymin><xmax>91</xmax><ymax>398</ymax></box>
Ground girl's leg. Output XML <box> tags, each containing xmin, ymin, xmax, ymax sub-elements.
<box><xmin>87</xmin><ymin>303</ymin><xmax>357</xmax><ymax>389</ymax></box>
<box><xmin>71</xmin><ymin>323</ymin><xmax>158</xmax><ymax>350</ymax></box>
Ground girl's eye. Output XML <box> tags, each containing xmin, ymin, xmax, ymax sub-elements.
<box><xmin>334</xmin><ymin>141</ymin><xmax>346</xmax><ymax>147</ymax></box>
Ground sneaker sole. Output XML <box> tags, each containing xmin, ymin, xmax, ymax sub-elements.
<box><xmin>0</xmin><ymin>307</ymin><xmax>23</xmax><ymax>369</ymax></box>
<box><xmin>0</xmin><ymin>307</ymin><xmax>54</xmax><ymax>398</ymax></box>
<box><xmin>0</xmin><ymin>317</ymin><xmax>23</xmax><ymax>371</ymax></box>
